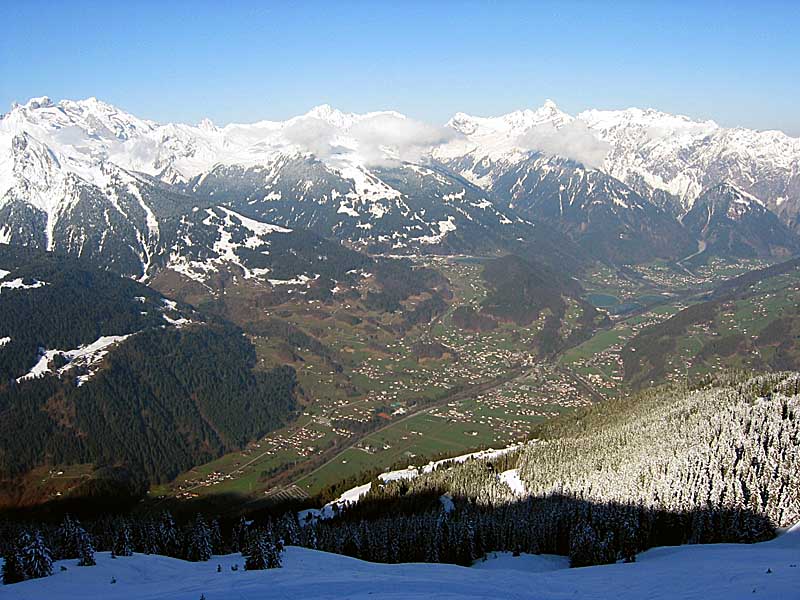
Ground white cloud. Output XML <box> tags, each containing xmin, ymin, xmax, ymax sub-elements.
<box><xmin>516</xmin><ymin>120</ymin><xmax>609</xmax><ymax>169</ymax></box>
<box><xmin>349</xmin><ymin>114</ymin><xmax>460</xmax><ymax>167</ymax></box>
<box><xmin>281</xmin><ymin>113</ymin><xmax>460</xmax><ymax>167</ymax></box>
<box><xmin>282</xmin><ymin>117</ymin><xmax>339</xmax><ymax>159</ymax></box>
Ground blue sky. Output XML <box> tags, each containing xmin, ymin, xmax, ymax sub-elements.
<box><xmin>2</xmin><ymin>0</ymin><xmax>799</xmax><ymax>134</ymax></box>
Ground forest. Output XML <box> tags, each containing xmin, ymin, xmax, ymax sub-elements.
<box><xmin>3</xmin><ymin>370</ymin><xmax>796</xmax><ymax>582</ymax></box>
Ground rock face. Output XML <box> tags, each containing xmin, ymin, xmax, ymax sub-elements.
<box><xmin>682</xmin><ymin>182</ymin><xmax>800</xmax><ymax>259</ymax></box>
<box><xmin>440</xmin><ymin>101</ymin><xmax>800</xmax><ymax>224</ymax></box>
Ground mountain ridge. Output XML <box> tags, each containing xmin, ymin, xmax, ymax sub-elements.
<box><xmin>2</xmin><ymin>96</ymin><xmax>798</xmax><ymax>272</ymax></box>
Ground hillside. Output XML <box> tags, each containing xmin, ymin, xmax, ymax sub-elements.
<box><xmin>0</xmin><ymin>247</ymin><xmax>298</xmax><ymax>506</ymax></box>
<box><xmin>682</xmin><ymin>182</ymin><xmax>800</xmax><ymax>261</ymax></box>
<box><xmin>2</xmin><ymin>372</ymin><xmax>794</xmax><ymax>597</ymax></box>
<box><xmin>621</xmin><ymin>258</ymin><xmax>800</xmax><ymax>387</ymax></box>
<box><xmin>293</xmin><ymin>372</ymin><xmax>798</xmax><ymax>570</ymax></box>
<box><xmin>478</xmin><ymin>255</ymin><xmax>608</xmax><ymax>354</ymax></box>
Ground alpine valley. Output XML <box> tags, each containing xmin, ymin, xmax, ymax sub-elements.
<box><xmin>2</xmin><ymin>96</ymin><xmax>800</xmax><ymax>598</ymax></box>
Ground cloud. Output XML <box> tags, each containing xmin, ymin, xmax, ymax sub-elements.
<box><xmin>282</xmin><ymin>117</ymin><xmax>339</xmax><ymax>159</ymax></box>
<box><xmin>282</xmin><ymin>113</ymin><xmax>460</xmax><ymax>167</ymax></box>
<box><xmin>516</xmin><ymin>120</ymin><xmax>609</xmax><ymax>169</ymax></box>
<box><xmin>349</xmin><ymin>114</ymin><xmax>460</xmax><ymax>167</ymax></box>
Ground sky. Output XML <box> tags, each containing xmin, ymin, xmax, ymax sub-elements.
<box><xmin>2</xmin><ymin>0</ymin><xmax>799</xmax><ymax>135</ymax></box>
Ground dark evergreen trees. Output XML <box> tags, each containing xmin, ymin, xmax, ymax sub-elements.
<box><xmin>76</xmin><ymin>528</ymin><xmax>96</xmax><ymax>567</ymax></box>
<box><xmin>243</xmin><ymin>529</ymin><xmax>282</xmax><ymax>571</ymax></box>
<box><xmin>113</xmin><ymin>520</ymin><xmax>134</xmax><ymax>557</ymax></box>
<box><xmin>1</xmin><ymin>535</ymin><xmax>26</xmax><ymax>585</ymax></box>
<box><xmin>22</xmin><ymin>530</ymin><xmax>53</xmax><ymax>580</ymax></box>
<box><xmin>185</xmin><ymin>514</ymin><xmax>213</xmax><ymax>562</ymax></box>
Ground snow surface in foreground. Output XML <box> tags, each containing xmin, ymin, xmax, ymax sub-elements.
<box><xmin>4</xmin><ymin>525</ymin><xmax>799</xmax><ymax>600</ymax></box>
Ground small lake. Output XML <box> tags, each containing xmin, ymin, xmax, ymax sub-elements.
<box><xmin>587</xmin><ymin>293</ymin><xmax>620</xmax><ymax>307</ymax></box>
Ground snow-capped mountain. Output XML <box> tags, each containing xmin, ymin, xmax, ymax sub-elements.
<box><xmin>2</xmin><ymin>96</ymin><xmax>798</xmax><ymax>275</ymax></box>
<box><xmin>489</xmin><ymin>154</ymin><xmax>695</xmax><ymax>263</ymax></box>
<box><xmin>580</xmin><ymin>107</ymin><xmax>800</xmax><ymax>223</ymax></box>
<box><xmin>436</xmin><ymin>104</ymin><xmax>694</xmax><ymax>262</ymax></box>
<box><xmin>439</xmin><ymin>101</ymin><xmax>800</xmax><ymax>231</ymax></box>
<box><xmin>0</xmin><ymin>97</ymin><xmax>565</xmax><ymax>274</ymax></box>
<box><xmin>182</xmin><ymin>156</ymin><xmax>528</xmax><ymax>254</ymax></box>
<box><xmin>682</xmin><ymin>182</ymin><xmax>800</xmax><ymax>260</ymax></box>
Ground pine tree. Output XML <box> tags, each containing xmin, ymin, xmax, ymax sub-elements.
<box><xmin>242</xmin><ymin>527</ymin><xmax>283</xmax><ymax>570</ymax></box>
<box><xmin>2</xmin><ymin>536</ymin><xmax>26</xmax><ymax>585</ymax></box>
<box><xmin>280</xmin><ymin>513</ymin><xmax>300</xmax><ymax>546</ymax></box>
<box><xmin>266</xmin><ymin>533</ymin><xmax>282</xmax><ymax>570</ymax></box>
<box><xmin>56</xmin><ymin>515</ymin><xmax>79</xmax><ymax>559</ymax></box>
<box><xmin>231</xmin><ymin>516</ymin><xmax>247</xmax><ymax>553</ymax></box>
<box><xmin>76</xmin><ymin>528</ymin><xmax>96</xmax><ymax>567</ymax></box>
<box><xmin>158</xmin><ymin>511</ymin><xmax>180</xmax><ymax>557</ymax></box>
<box><xmin>243</xmin><ymin>531</ymin><xmax>269</xmax><ymax>571</ymax></box>
<box><xmin>113</xmin><ymin>520</ymin><xmax>134</xmax><ymax>557</ymax></box>
<box><xmin>22</xmin><ymin>530</ymin><xmax>53</xmax><ymax>579</ymax></box>
<box><xmin>210</xmin><ymin>518</ymin><xmax>223</xmax><ymax>554</ymax></box>
<box><xmin>186</xmin><ymin>514</ymin><xmax>213</xmax><ymax>562</ymax></box>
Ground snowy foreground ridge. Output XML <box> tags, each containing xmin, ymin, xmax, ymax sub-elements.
<box><xmin>4</xmin><ymin>524</ymin><xmax>799</xmax><ymax>600</ymax></box>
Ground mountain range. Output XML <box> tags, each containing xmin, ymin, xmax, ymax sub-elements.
<box><xmin>1</xmin><ymin>96</ymin><xmax>799</xmax><ymax>282</ymax></box>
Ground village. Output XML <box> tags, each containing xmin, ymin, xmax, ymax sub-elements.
<box><xmin>168</xmin><ymin>256</ymin><xmax>789</xmax><ymax>499</ymax></box>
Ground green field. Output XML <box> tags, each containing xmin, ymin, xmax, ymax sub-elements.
<box><xmin>155</xmin><ymin>255</ymin><xmax>791</xmax><ymax>505</ymax></box>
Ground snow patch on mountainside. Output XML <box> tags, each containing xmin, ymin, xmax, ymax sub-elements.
<box><xmin>166</xmin><ymin>207</ymin><xmax>292</xmax><ymax>282</ymax></box>
<box><xmin>16</xmin><ymin>334</ymin><xmax>132</xmax><ymax>385</ymax></box>
<box><xmin>300</xmin><ymin>444</ymin><xmax>524</xmax><ymax>524</ymax></box>
<box><xmin>499</xmin><ymin>469</ymin><xmax>526</xmax><ymax>496</ymax></box>
<box><xmin>0</xmin><ymin>277</ymin><xmax>47</xmax><ymax>291</ymax></box>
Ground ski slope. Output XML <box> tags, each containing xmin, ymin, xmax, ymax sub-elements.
<box><xmin>4</xmin><ymin>525</ymin><xmax>798</xmax><ymax>599</ymax></box>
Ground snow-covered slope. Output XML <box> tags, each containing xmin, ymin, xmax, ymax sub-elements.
<box><xmin>438</xmin><ymin>101</ymin><xmax>800</xmax><ymax>230</ymax></box>
<box><xmin>0</xmin><ymin>97</ymin><xmax>548</xmax><ymax>265</ymax></box>
<box><xmin>4</xmin><ymin>526</ymin><xmax>798</xmax><ymax>600</ymax></box>
<box><xmin>3</xmin><ymin>96</ymin><xmax>798</xmax><ymax>270</ymax></box>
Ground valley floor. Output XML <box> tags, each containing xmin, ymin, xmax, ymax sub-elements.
<box><xmin>4</xmin><ymin>525</ymin><xmax>798</xmax><ymax>599</ymax></box>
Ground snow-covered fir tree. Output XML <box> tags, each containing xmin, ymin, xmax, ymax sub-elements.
<box><xmin>76</xmin><ymin>527</ymin><xmax>96</xmax><ymax>567</ymax></box>
<box><xmin>113</xmin><ymin>520</ymin><xmax>134</xmax><ymax>557</ymax></box>
<box><xmin>22</xmin><ymin>530</ymin><xmax>53</xmax><ymax>580</ymax></box>
<box><xmin>185</xmin><ymin>514</ymin><xmax>213</xmax><ymax>562</ymax></box>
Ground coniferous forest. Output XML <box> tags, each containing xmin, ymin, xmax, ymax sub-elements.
<box><xmin>2</xmin><ymin>370</ymin><xmax>797</xmax><ymax>583</ymax></box>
